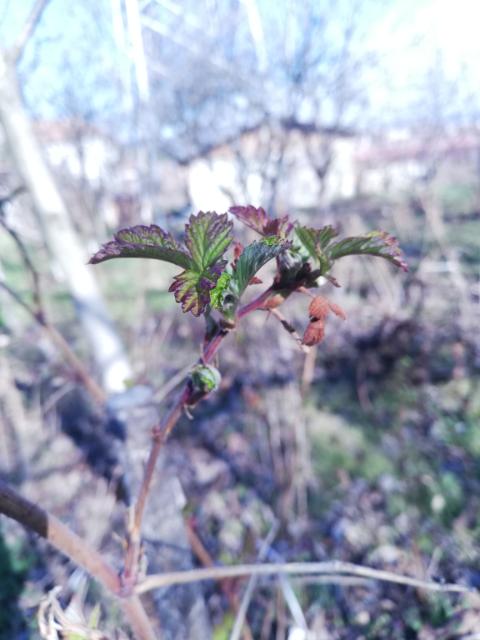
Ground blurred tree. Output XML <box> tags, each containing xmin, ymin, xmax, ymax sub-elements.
<box><xmin>132</xmin><ymin>0</ymin><xmax>375</xmax><ymax>209</ymax></box>
<box><xmin>0</xmin><ymin>0</ymin><xmax>131</xmax><ymax>393</ymax></box>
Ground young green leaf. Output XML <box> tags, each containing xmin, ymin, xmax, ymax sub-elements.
<box><xmin>210</xmin><ymin>271</ymin><xmax>233</xmax><ymax>310</ymax></box>
<box><xmin>327</xmin><ymin>231</ymin><xmax>408</xmax><ymax>271</ymax></box>
<box><xmin>185</xmin><ymin>211</ymin><xmax>233</xmax><ymax>270</ymax></box>
<box><xmin>170</xmin><ymin>212</ymin><xmax>233</xmax><ymax>316</ymax></box>
<box><xmin>295</xmin><ymin>225</ymin><xmax>338</xmax><ymax>256</ymax></box>
<box><xmin>295</xmin><ymin>225</ymin><xmax>338</xmax><ymax>274</ymax></box>
<box><xmin>89</xmin><ymin>224</ymin><xmax>191</xmax><ymax>268</ymax></box>
<box><xmin>233</xmin><ymin>239</ymin><xmax>289</xmax><ymax>296</ymax></box>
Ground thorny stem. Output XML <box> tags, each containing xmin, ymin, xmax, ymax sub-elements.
<box><xmin>123</xmin><ymin>285</ymin><xmax>280</xmax><ymax>588</ymax></box>
<box><xmin>122</xmin><ymin>386</ymin><xmax>190</xmax><ymax>589</ymax></box>
<box><xmin>0</xmin><ymin>480</ymin><xmax>157</xmax><ymax>640</ymax></box>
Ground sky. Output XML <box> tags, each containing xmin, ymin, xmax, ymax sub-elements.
<box><xmin>0</xmin><ymin>0</ymin><xmax>479</xmax><ymax>126</ymax></box>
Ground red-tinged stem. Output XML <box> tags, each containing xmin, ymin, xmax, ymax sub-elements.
<box><xmin>202</xmin><ymin>328</ymin><xmax>229</xmax><ymax>363</ymax></box>
<box><xmin>124</xmin><ymin>285</ymin><xmax>278</xmax><ymax>588</ymax></box>
<box><xmin>123</xmin><ymin>386</ymin><xmax>190</xmax><ymax>590</ymax></box>
<box><xmin>237</xmin><ymin>287</ymin><xmax>273</xmax><ymax>319</ymax></box>
<box><xmin>0</xmin><ymin>480</ymin><xmax>156</xmax><ymax>640</ymax></box>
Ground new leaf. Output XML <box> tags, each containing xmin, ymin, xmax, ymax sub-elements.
<box><xmin>171</xmin><ymin>212</ymin><xmax>233</xmax><ymax>316</ymax></box>
<box><xmin>90</xmin><ymin>212</ymin><xmax>233</xmax><ymax>316</ymax></box>
<box><xmin>89</xmin><ymin>225</ymin><xmax>191</xmax><ymax>268</ymax></box>
<box><xmin>230</xmin><ymin>205</ymin><xmax>292</xmax><ymax>238</ymax></box>
<box><xmin>185</xmin><ymin>211</ymin><xmax>233</xmax><ymax>270</ymax></box>
<box><xmin>327</xmin><ymin>231</ymin><xmax>408</xmax><ymax>271</ymax></box>
<box><xmin>209</xmin><ymin>239</ymin><xmax>289</xmax><ymax>315</ymax></box>
<box><xmin>295</xmin><ymin>225</ymin><xmax>407</xmax><ymax>274</ymax></box>
<box><xmin>233</xmin><ymin>239</ymin><xmax>289</xmax><ymax>296</ymax></box>
<box><xmin>295</xmin><ymin>225</ymin><xmax>338</xmax><ymax>274</ymax></box>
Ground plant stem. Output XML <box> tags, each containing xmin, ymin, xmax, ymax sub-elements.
<box><xmin>124</xmin><ymin>287</ymin><xmax>276</xmax><ymax>586</ymax></box>
<box><xmin>135</xmin><ymin>560</ymin><xmax>471</xmax><ymax>595</ymax></box>
<box><xmin>123</xmin><ymin>386</ymin><xmax>190</xmax><ymax>589</ymax></box>
<box><xmin>122</xmin><ymin>597</ymin><xmax>158</xmax><ymax>640</ymax></box>
<box><xmin>237</xmin><ymin>287</ymin><xmax>273</xmax><ymax>318</ymax></box>
<box><xmin>0</xmin><ymin>480</ymin><xmax>157</xmax><ymax>640</ymax></box>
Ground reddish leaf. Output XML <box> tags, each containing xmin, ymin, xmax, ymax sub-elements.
<box><xmin>303</xmin><ymin>295</ymin><xmax>346</xmax><ymax>345</ymax></box>
<box><xmin>328</xmin><ymin>301</ymin><xmax>346</xmax><ymax>320</ymax></box>
<box><xmin>309</xmin><ymin>295</ymin><xmax>346</xmax><ymax>321</ymax></box>
<box><xmin>230</xmin><ymin>205</ymin><xmax>293</xmax><ymax>238</ymax></box>
<box><xmin>308</xmin><ymin>296</ymin><xmax>331</xmax><ymax>321</ymax></box>
<box><xmin>302</xmin><ymin>319</ymin><xmax>325</xmax><ymax>346</ymax></box>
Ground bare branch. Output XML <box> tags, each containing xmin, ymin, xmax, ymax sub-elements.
<box><xmin>136</xmin><ymin>560</ymin><xmax>472</xmax><ymax>595</ymax></box>
<box><xmin>0</xmin><ymin>280</ymin><xmax>37</xmax><ymax>319</ymax></box>
<box><xmin>0</xmin><ymin>478</ymin><xmax>119</xmax><ymax>592</ymax></box>
<box><xmin>11</xmin><ymin>0</ymin><xmax>51</xmax><ymax>64</ymax></box>
<box><xmin>0</xmin><ymin>207</ymin><xmax>106</xmax><ymax>405</ymax></box>
<box><xmin>0</xmin><ymin>479</ymin><xmax>157</xmax><ymax>640</ymax></box>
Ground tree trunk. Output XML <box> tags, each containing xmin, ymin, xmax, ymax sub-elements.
<box><xmin>0</xmin><ymin>51</ymin><xmax>131</xmax><ymax>393</ymax></box>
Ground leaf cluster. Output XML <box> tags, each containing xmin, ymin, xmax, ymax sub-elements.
<box><xmin>90</xmin><ymin>205</ymin><xmax>407</xmax><ymax>321</ymax></box>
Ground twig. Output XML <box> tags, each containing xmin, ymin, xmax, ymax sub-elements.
<box><xmin>10</xmin><ymin>0</ymin><xmax>50</xmax><ymax>64</ymax></box>
<box><xmin>267</xmin><ymin>307</ymin><xmax>309</xmax><ymax>353</ymax></box>
<box><xmin>122</xmin><ymin>598</ymin><xmax>158</xmax><ymax>640</ymax></box>
<box><xmin>237</xmin><ymin>287</ymin><xmax>274</xmax><ymax>319</ymax></box>
<box><xmin>0</xmin><ymin>210</ymin><xmax>106</xmax><ymax>405</ymax></box>
<box><xmin>301</xmin><ymin>344</ymin><xmax>317</xmax><ymax>397</ymax></box>
<box><xmin>270</xmin><ymin>549</ymin><xmax>308</xmax><ymax>631</ymax></box>
<box><xmin>0</xmin><ymin>280</ymin><xmax>36</xmax><ymax>319</ymax></box>
<box><xmin>136</xmin><ymin>560</ymin><xmax>472</xmax><ymax>595</ymax></box>
<box><xmin>298</xmin><ymin>286</ymin><xmax>316</xmax><ymax>299</ymax></box>
<box><xmin>0</xmin><ymin>479</ymin><xmax>157</xmax><ymax>640</ymax></box>
<box><xmin>294</xmin><ymin>576</ymin><xmax>371</xmax><ymax>587</ymax></box>
<box><xmin>0</xmin><ymin>191</ymin><xmax>41</xmax><ymax>312</ymax></box>
<box><xmin>0</xmin><ymin>280</ymin><xmax>105</xmax><ymax>405</ymax></box>
<box><xmin>45</xmin><ymin>321</ymin><xmax>106</xmax><ymax>405</ymax></box>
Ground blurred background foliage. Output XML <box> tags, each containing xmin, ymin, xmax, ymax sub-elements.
<box><xmin>0</xmin><ymin>0</ymin><xmax>479</xmax><ymax>638</ymax></box>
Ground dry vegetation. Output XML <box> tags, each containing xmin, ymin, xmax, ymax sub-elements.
<box><xmin>1</xmin><ymin>189</ymin><xmax>479</xmax><ymax>639</ymax></box>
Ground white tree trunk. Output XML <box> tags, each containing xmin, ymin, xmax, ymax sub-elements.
<box><xmin>0</xmin><ymin>51</ymin><xmax>131</xmax><ymax>393</ymax></box>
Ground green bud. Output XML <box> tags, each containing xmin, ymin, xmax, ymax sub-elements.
<box><xmin>191</xmin><ymin>364</ymin><xmax>221</xmax><ymax>394</ymax></box>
